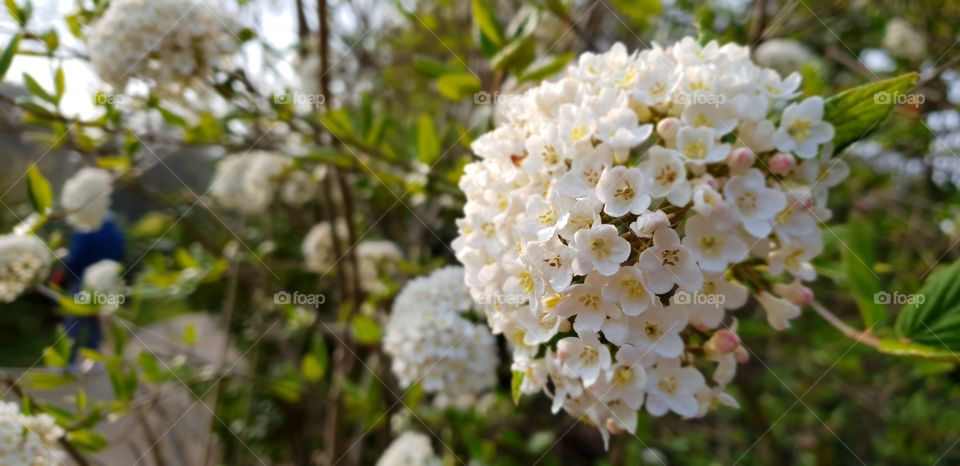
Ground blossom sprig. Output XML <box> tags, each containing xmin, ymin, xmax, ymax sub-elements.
<box><xmin>453</xmin><ymin>37</ymin><xmax>847</xmax><ymax>444</ymax></box>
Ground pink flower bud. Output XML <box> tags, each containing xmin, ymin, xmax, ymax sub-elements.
<box><xmin>727</xmin><ymin>147</ymin><xmax>755</xmax><ymax>172</ymax></box>
<box><xmin>772</xmin><ymin>280</ymin><xmax>814</xmax><ymax>306</ymax></box>
<box><xmin>704</xmin><ymin>329</ymin><xmax>741</xmax><ymax>355</ymax></box>
<box><xmin>768</xmin><ymin>152</ymin><xmax>796</xmax><ymax>174</ymax></box>
<box><xmin>734</xmin><ymin>346</ymin><xmax>750</xmax><ymax>364</ymax></box>
<box><xmin>656</xmin><ymin>117</ymin><xmax>680</xmax><ymax>140</ymax></box>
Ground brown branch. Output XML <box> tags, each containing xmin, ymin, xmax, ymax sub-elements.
<box><xmin>809</xmin><ymin>301</ymin><xmax>881</xmax><ymax>348</ymax></box>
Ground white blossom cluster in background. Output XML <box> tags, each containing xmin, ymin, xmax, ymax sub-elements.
<box><xmin>87</xmin><ymin>0</ymin><xmax>239</xmax><ymax>92</ymax></box>
<box><xmin>883</xmin><ymin>18</ymin><xmax>926</xmax><ymax>60</ymax></box>
<box><xmin>0</xmin><ymin>234</ymin><xmax>51</xmax><ymax>303</ymax></box>
<box><xmin>753</xmin><ymin>38</ymin><xmax>814</xmax><ymax>76</ymax></box>
<box><xmin>0</xmin><ymin>401</ymin><xmax>66</xmax><ymax>465</ymax></box>
<box><xmin>62</xmin><ymin>167</ymin><xmax>114</xmax><ymax>232</ymax></box>
<box><xmin>453</xmin><ymin>38</ymin><xmax>846</xmax><ymax>443</ymax></box>
<box><xmin>376</xmin><ymin>431</ymin><xmax>440</xmax><ymax>466</ymax></box>
<box><xmin>210</xmin><ymin>151</ymin><xmax>323</xmax><ymax>215</ymax></box>
<box><xmin>301</xmin><ymin>221</ymin><xmax>404</xmax><ymax>294</ymax></box>
<box><xmin>384</xmin><ymin>266</ymin><xmax>498</xmax><ymax>406</ymax></box>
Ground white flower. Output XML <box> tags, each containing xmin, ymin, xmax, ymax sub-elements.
<box><xmin>774</xmin><ymin>97</ymin><xmax>835</xmax><ymax>159</ymax></box>
<box><xmin>756</xmin><ymin>290</ymin><xmax>802</xmax><ymax>330</ymax></box>
<box><xmin>628</xmin><ymin>210</ymin><xmax>669</xmax><ymax>239</ymax></box>
<box><xmin>556</xmin><ymin>272</ymin><xmax>618</xmax><ymax>334</ymax></box>
<box><xmin>638</xmin><ymin>227</ymin><xmax>703</xmax><ymax>294</ymax></box>
<box><xmin>753</xmin><ymin>39</ymin><xmax>814</xmax><ymax>75</ymax></box>
<box><xmin>591</xmin><ymin>344</ymin><xmax>649</xmax><ymax>409</ymax></box>
<box><xmin>210</xmin><ymin>151</ymin><xmax>292</xmax><ymax>215</ymax></box>
<box><xmin>682</xmin><ymin>211</ymin><xmax>748</xmax><ymax>273</ymax></box>
<box><xmin>645</xmin><ymin>358</ymin><xmax>706</xmax><ymax>418</ymax></box>
<box><xmin>678</xmin><ymin>274</ymin><xmax>749</xmax><ymax>329</ymax></box>
<box><xmin>626</xmin><ymin>304</ymin><xmax>688</xmax><ymax>358</ymax></box>
<box><xmin>61</xmin><ymin>168</ymin><xmax>113</xmax><ymax>232</ymax></box>
<box><xmin>302</xmin><ymin>220</ymin><xmax>348</xmax><ymax>273</ymax></box>
<box><xmin>556</xmin><ymin>332</ymin><xmax>612</xmax><ymax>385</ymax></box>
<box><xmin>376</xmin><ymin>431</ymin><xmax>441</xmax><ymax>466</ymax></box>
<box><xmin>571</xmin><ymin>224</ymin><xmax>631</xmax><ymax>276</ymax></box>
<box><xmin>356</xmin><ymin>241</ymin><xmax>404</xmax><ymax>295</ymax></box>
<box><xmin>596</xmin><ymin>108</ymin><xmax>653</xmax><ymax>149</ymax></box>
<box><xmin>596</xmin><ymin>166</ymin><xmax>651</xmax><ymax>217</ymax></box>
<box><xmin>641</xmin><ymin>147</ymin><xmax>691</xmax><ymax>207</ymax></box>
<box><xmin>767</xmin><ymin>235</ymin><xmax>823</xmax><ymax>281</ymax></box>
<box><xmin>724</xmin><ymin>169</ymin><xmax>786</xmax><ymax>238</ymax></box>
<box><xmin>883</xmin><ymin>18</ymin><xmax>925</xmax><ymax>60</ymax></box>
<box><xmin>676</xmin><ymin>127</ymin><xmax>730</xmax><ymax>165</ymax></box>
<box><xmin>602</xmin><ymin>266</ymin><xmax>654</xmax><ymax>316</ymax></box>
<box><xmin>0</xmin><ymin>401</ymin><xmax>66</xmax><ymax>465</ymax></box>
<box><xmin>0</xmin><ymin>234</ymin><xmax>51</xmax><ymax>303</ymax></box>
<box><xmin>384</xmin><ymin>266</ymin><xmax>497</xmax><ymax>403</ymax></box>
<box><xmin>82</xmin><ymin>259</ymin><xmax>123</xmax><ymax>292</ymax></box>
<box><xmin>87</xmin><ymin>0</ymin><xmax>239</xmax><ymax>92</ymax></box>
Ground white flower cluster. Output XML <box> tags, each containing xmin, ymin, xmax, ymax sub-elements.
<box><xmin>87</xmin><ymin>0</ymin><xmax>239</xmax><ymax>91</ymax></box>
<box><xmin>62</xmin><ymin>168</ymin><xmax>113</xmax><ymax>232</ymax></box>
<box><xmin>210</xmin><ymin>151</ymin><xmax>317</xmax><ymax>214</ymax></box>
<box><xmin>453</xmin><ymin>38</ymin><xmax>846</xmax><ymax>442</ymax></box>
<box><xmin>384</xmin><ymin>266</ymin><xmax>498</xmax><ymax>405</ymax></box>
<box><xmin>753</xmin><ymin>38</ymin><xmax>814</xmax><ymax>75</ymax></box>
<box><xmin>82</xmin><ymin>259</ymin><xmax>124</xmax><ymax>293</ymax></box>
<box><xmin>376</xmin><ymin>431</ymin><xmax>440</xmax><ymax>466</ymax></box>
<box><xmin>883</xmin><ymin>18</ymin><xmax>925</xmax><ymax>60</ymax></box>
<box><xmin>0</xmin><ymin>234</ymin><xmax>51</xmax><ymax>303</ymax></box>
<box><xmin>0</xmin><ymin>401</ymin><xmax>66</xmax><ymax>465</ymax></box>
<box><xmin>302</xmin><ymin>223</ymin><xmax>404</xmax><ymax>293</ymax></box>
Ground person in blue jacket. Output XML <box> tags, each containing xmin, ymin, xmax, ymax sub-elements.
<box><xmin>51</xmin><ymin>213</ymin><xmax>125</xmax><ymax>361</ymax></box>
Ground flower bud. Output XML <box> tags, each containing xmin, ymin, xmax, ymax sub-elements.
<box><xmin>768</xmin><ymin>152</ymin><xmax>796</xmax><ymax>174</ymax></box>
<box><xmin>656</xmin><ymin>117</ymin><xmax>680</xmax><ymax>141</ymax></box>
<box><xmin>756</xmin><ymin>290</ymin><xmax>802</xmax><ymax>331</ymax></box>
<box><xmin>606</xmin><ymin>418</ymin><xmax>624</xmax><ymax>435</ymax></box>
<box><xmin>629</xmin><ymin>210</ymin><xmax>670</xmax><ymax>238</ymax></box>
<box><xmin>771</xmin><ymin>280</ymin><xmax>814</xmax><ymax>306</ymax></box>
<box><xmin>734</xmin><ymin>346</ymin><xmax>750</xmax><ymax>364</ymax></box>
<box><xmin>704</xmin><ymin>329</ymin><xmax>741</xmax><ymax>355</ymax></box>
<box><xmin>727</xmin><ymin>147</ymin><xmax>755</xmax><ymax>172</ymax></box>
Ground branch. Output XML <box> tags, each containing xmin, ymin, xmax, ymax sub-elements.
<box><xmin>809</xmin><ymin>301</ymin><xmax>880</xmax><ymax>348</ymax></box>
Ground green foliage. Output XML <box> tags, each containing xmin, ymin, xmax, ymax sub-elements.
<box><xmin>895</xmin><ymin>260</ymin><xmax>960</xmax><ymax>352</ymax></box>
<box><xmin>25</xmin><ymin>163</ymin><xmax>52</xmax><ymax>214</ymax></box>
<box><xmin>842</xmin><ymin>214</ymin><xmax>886</xmax><ymax>328</ymax></box>
<box><xmin>823</xmin><ymin>73</ymin><xmax>920</xmax><ymax>151</ymax></box>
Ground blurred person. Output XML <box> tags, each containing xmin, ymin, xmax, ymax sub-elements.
<box><xmin>50</xmin><ymin>212</ymin><xmax>125</xmax><ymax>363</ymax></box>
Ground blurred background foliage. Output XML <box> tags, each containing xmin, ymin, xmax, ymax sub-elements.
<box><xmin>0</xmin><ymin>0</ymin><xmax>959</xmax><ymax>464</ymax></box>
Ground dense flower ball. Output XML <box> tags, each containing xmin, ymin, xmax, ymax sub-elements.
<box><xmin>356</xmin><ymin>240</ymin><xmax>404</xmax><ymax>295</ymax></box>
<box><xmin>82</xmin><ymin>259</ymin><xmax>124</xmax><ymax>293</ymax></box>
<box><xmin>302</xmin><ymin>220</ymin><xmax>349</xmax><ymax>273</ymax></box>
<box><xmin>0</xmin><ymin>234</ymin><xmax>51</xmax><ymax>303</ymax></box>
<box><xmin>384</xmin><ymin>266</ymin><xmax>497</xmax><ymax>405</ymax></box>
<box><xmin>376</xmin><ymin>431</ymin><xmax>440</xmax><ymax>466</ymax></box>
<box><xmin>87</xmin><ymin>0</ymin><xmax>239</xmax><ymax>91</ymax></box>
<box><xmin>0</xmin><ymin>401</ymin><xmax>66</xmax><ymax>465</ymax></box>
<box><xmin>452</xmin><ymin>37</ymin><xmax>845</xmax><ymax>443</ymax></box>
<box><xmin>210</xmin><ymin>151</ymin><xmax>293</xmax><ymax>215</ymax></box>
<box><xmin>61</xmin><ymin>168</ymin><xmax>113</xmax><ymax>232</ymax></box>
<box><xmin>883</xmin><ymin>18</ymin><xmax>925</xmax><ymax>60</ymax></box>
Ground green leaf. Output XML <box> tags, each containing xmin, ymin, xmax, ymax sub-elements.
<box><xmin>350</xmin><ymin>315</ymin><xmax>382</xmax><ymax>345</ymax></box>
<box><xmin>436</xmin><ymin>73</ymin><xmax>481</xmax><ymax>101</ymax></box>
<box><xmin>4</xmin><ymin>0</ymin><xmax>24</xmax><ymax>26</ymax></box>
<box><xmin>413</xmin><ymin>56</ymin><xmax>456</xmax><ymax>78</ymax></box>
<box><xmin>490</xmin><ymin>36</ymin><xmax>536</xmax><ymax>72</ymax></box>
<box><xmin>416</xmin><ymin>114</ymin><xmax>440</xmax><ymax>165</ymax></box>
<box><xmin>895</xmin><ymin>260</ymin><xmax>960</xmax><ymax>352</ymax></box>
<box><xmin>877</xmin><ymin>338</ymin><xmax>959</xmax><ymax>361</ymax></box>
<box><xmin>472</xmin><ymin>0</ymin><xmax>504</xmax><ymax>49</ymax></box>
<box><xmin>54</xmin><ymin>66</ymin><xmax>64</xmax><ymax>101</ymax></box>
<box><xmin>511</xmin><ymin>370</ymin><xmax>524</xmax><ymax>405</ymax></box>
<box><xmin>22</xmin><ymin>73</ymin><xmax>56</xmax><ymax>104</ymax></box>
<box><xmin>69</xmin><ymin>430</ymin><xmax>108</xmax><ymax>453</ymax></box>
<box><xmin>823</xmin><ymin>72</ymin><xmax>919</xmax><ymax>151</ymax></box>
<box><xmin>613</xmin><ymin>0</ymin><xmax>662</xmax><ymax>25</ymax></box>
<box><xmin>0</xmin><ymin>34</ymin><xmax>20</xmax><ymax>80</ymax></box>
<box><xmin>842</xmin><ymin>214</ymin><xmax>886</xmax><ymax>328</ymax></box>
<box><xmin>300</xmin><ymin>354</ymin><xmax>324</xmax><ymax>382</ymax></box>
<box><xmin>519</xmin><ymin>53</ymin><xmax>574</xmax><ymax>82</ymax></box>
<box><xmin>25</xmin><ymin>163</ymin><xmax>52</xmax><ymax>213</ymax></box>
<box><xmin>183</xmin><ymin>323</ymin><xmax>198</xmax><ymax>346</ymax></box>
